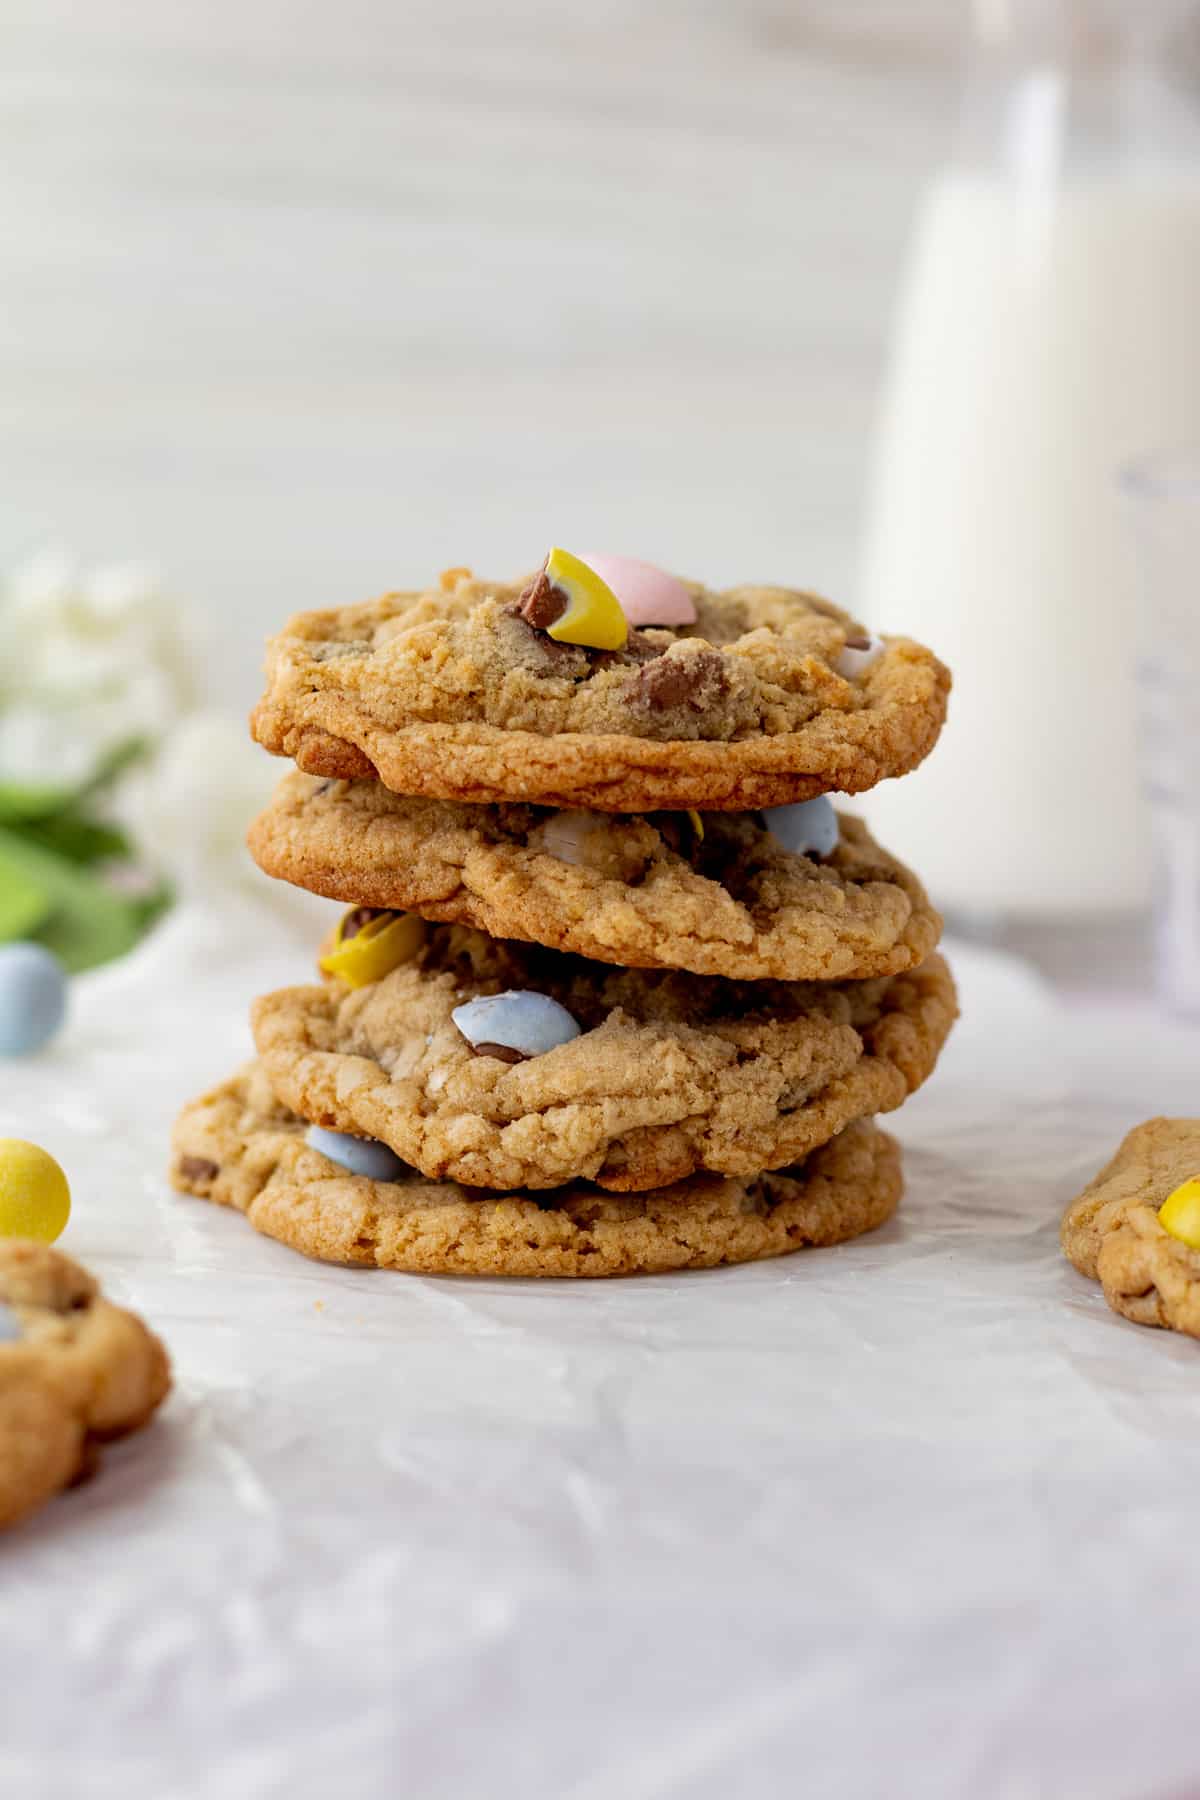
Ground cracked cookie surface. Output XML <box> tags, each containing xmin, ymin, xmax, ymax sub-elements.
<box><xmin>171</xmin><ymin>1061</ymin><xmax>902</xmax><ymax>1278</ymax></box>
<box><xmin>248</xmin><ymin>772</ymin><xmax>942</xmax><ymax>982</ymax></box>
<box><xmin>249</xmin><ymin>571</ymin><xmax>950</xmax><ymax>811</ymax></box>
<box><xmin>250</xmin><ymin>924</ymin><xmax>956</xmax><ymax>1191</ymax></box>
<box><xmin>1062</xmin><ymin>1117</ymin><xmax>1200</xmax><ymax>1338</ymax></box>
<box><xmin>0</xmin><ymin>1240</ymin><xmax>171</xmax><ymax>1530</ymax></box>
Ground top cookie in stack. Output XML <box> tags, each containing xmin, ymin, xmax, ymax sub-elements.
<box><xmin>172</xmin><ymin>552</ymin><xmax>955</xmax><ymax>1278</ymax></box>
<box><xmin>250</xmin><ymin>552</ymin><xmax>949</xmax><ymax>812</ymax></box>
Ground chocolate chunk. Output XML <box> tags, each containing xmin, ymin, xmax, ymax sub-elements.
<box><xmin>504</xmin><ymin>606</ymin><xmax>587</xmax><ymax>675</ymax></box>
<box><xmin>517</xmin><ymin>570</ymin><xmax>568</xmax><ymax>632</ymax></box>
<box><xmin>470</xmin><ymin>1041</ymin><xmax>529</xmax><ymax>1064</ymax></box>
<box><xmin>628</xmin><ymin>648</ymin><xmax>730</xmax><ymax>714</ymax></box>
<box><xmin>179</xmin><ymin>1155</ymin><xmax>219</xmax><ymax>1184</ymax></box>
<box><xmin>592</xmin><ymin>629</ymin><xmax>663</xmax><ymax>673</ymax></box>
<box><xmin>342</xmin><ymin>907</ymin><xmax>388</xmax><ymax>941</ymax></box>
<box><xmin>843</xmin><ymin>634</ymin><xmax>871</xmax><ymax>651</ymax></box>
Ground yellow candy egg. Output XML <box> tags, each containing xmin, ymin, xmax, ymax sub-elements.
<box><xmin>0</xmin><ymin>1139</ymin><xmax>71</xmax><ymax>1243</ymax></box>
<box><xmin>1158</xmin><ymin>1176</ymin><xmax>1200</xmax><ymax>1250</ymax></box>
<box><xmin>686</xmin><ymin>810</ymin><xmax>705</xmax><ymax>841</ymax></box>
<box><xmin>319</xmin><ymin>909</ymin><xmax>424</xmax><ymax>990</ymax></box>
<box><xmin>543</xmin><ymin>548</ymin><xmax>629</xmax><ymax>650</ymax></box>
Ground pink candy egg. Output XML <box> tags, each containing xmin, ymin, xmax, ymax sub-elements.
<box><xmin>579</xmin><ymin>554</ymin><xmax>697</xmax><ymax>628</ymax></box>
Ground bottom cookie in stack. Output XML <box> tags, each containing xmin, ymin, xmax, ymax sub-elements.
<box><xmin>171</xmin><ymin>1061</ymin><xmax>903</xmax><ymax>1279</ymax></box>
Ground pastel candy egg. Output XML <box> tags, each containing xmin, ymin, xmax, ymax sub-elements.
<box><xmin>836</xmin><ymin>632</ymin><xmax>885</xmax><ymax>680</ymax></box>
<box><xmin>453</xmin><ymin>991</ymin><xmax>582</xmax><ymax>1061</ymax></box>
<box><xmin>305</xmin><ymin>1125</ymin><xmax>406</xmax><ymax>1183</ymax></box>
<box><xmin>319</xmin><ymin>908</ymin><xmax>424</xmax><ymax>989</ymax></box>
<box><xmin>520</xmin><ymin>549</ymin><xmax>629</xmax><ymax>651</ymax></box>
<box><xmin>0</xmin><ymin>943</ymin><xmax>67</xmax><ymax>1057</ymax></box>
<box><xmin>762</xmin><ymin>796</ymin><xmax>840</xmax><ymax>859</ymax></box>
<box><xmin>578</xmin><ymin>553</ymin><xmax>697</xmax><ymax>628</ymax></box>
<box><xmin>1158</xmin><ymin>1176</ymin><xmax>1200</xmax><ymax>1250</ymax></box>
<box><xmin>0</xmin><ymin>1139</ymin><xmax>71</xmax><ymax>1243</ymax></box>
<box><xmin>0</xmin><ymin>1301</ymin><xmax>22</xmax><ymax>1343</ymax></box>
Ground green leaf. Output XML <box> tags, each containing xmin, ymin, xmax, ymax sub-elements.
<box><xmin>0</xmin><ymin>842</ymin><xmax>52</xmax><ymax>940</ymax></box>
<box><xmin>0</xmin><ymin>735</ymin><xmax>151</xmax><ymax>826</ymax></box>
<box><xmin>18</xmin><ymin>811</ymin><xmax>136</xmax><ymax>866</ymax></box>
<box><xmin>0</xmin><ymin>825</ymin><xmax>153</xmax><ymax>973</ymax></box>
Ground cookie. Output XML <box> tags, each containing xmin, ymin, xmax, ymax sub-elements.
<box><xmin>0</xmin><ymin>1240</ymin><xmax>171</xmax><ymax>1530</ymax></box>
<box><xmin>247</xmin><ymin>772</ymin><xmax>942</xmax><ymax>982</ymax></box>
<box><xmin>249</xmin><ymin>569</ymin><xmax>950</xmax><ymax>811</ymax></box>
<box><xmin>250</xmin><ymin>924</ymin><xmax>956</xmax><ymax>1191</ymax></box>
<box><xmin>1062</xmin><ymin>1118</ymin><xmax>1200</xmax><ymax>1338</ymax></box>
<box><xmin>171</xmin><ymin>1061</ymin><xmax>903</xmax><ymax>1278</ymax></box>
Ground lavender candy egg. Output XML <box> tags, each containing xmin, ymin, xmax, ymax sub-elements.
<box><xmin>762</xmin><ymin>796</ymin><xmax>840</xmax><ymax>859</ymax></box>
<box><xmin>452</xmin><ymin>991</ymin><xmax>582</xmax><ymax>1060</ymax></box>
<box><xmin>304</xmin><ymin>1125</ymin><xmax>406</xmax><ymax>1182</ymax></box>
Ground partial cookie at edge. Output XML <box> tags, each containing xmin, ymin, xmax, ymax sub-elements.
<box><xmin>0</xmin><ymin>1240</ymin><xmax>171</xmax><ymax>1531</ymax></box>
<box><xmin>1062</xmin><ymin>1116</ymin><xmax>1200</xmax><ymax>1338</ymax></box>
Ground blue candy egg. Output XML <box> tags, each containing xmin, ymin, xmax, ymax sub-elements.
<box><xmin>304</xmin><ymin>1124</ymin><xmax>406</xmax><ymax>1182</ymax></box>
<box><xmin>0</xmin><ymin>1300</ymin><xmax>21</xmax><ymax>1342</ymax></box>
<box><xmin>0</xmin><ymin>944</ymin><xmax>68</xmax><ymax>1057</ymax></box>
<box><xmin>452</xmin><ymin>990</ymin><xmax>582</xmax><ymax>1059</ymax></box>
<box><xmin>761</xmin><ymin>796</ymin><xmax>840</xmax><ymax>859</ymax></box>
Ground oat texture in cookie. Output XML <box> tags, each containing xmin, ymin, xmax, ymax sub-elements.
<box><xmin>1062</xmin><ymin>1117</ymin><xmax>1200</xmax><ymax>1338</ymax></box>
<box><xmin>171</xmin><ymin>1061</ymin><xmax>903</xmax><ymax>1278</ymax></box>
<box><xmin>249</xmin><ymin>773</ymin><xmax>942</xmax><ymax>981</ymax></box>
<box><xmin>0</xmin><ymin>1239</ymin><xmax>171</xmax><ymax>1530</ymax></box>
<box><xmin>249</xmin><ymin>570</ymin><xmax>950</xmax><ymax>810</ymax></box>
<box><xmin>250</xmin><ymin>924</ymin><xmax>956</xmax><ymax>1191</ymax></box>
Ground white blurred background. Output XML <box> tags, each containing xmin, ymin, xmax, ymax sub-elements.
<box><xmin>1</xmin><ymin>1</ymin><xmax>962</xmax><ymax>716</ymax></box>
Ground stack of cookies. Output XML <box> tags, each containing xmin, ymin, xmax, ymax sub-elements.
<box><xmin>171</xmin><ymin>551</ymin><xmax>956</xmax><ymax>1278</ymax></box>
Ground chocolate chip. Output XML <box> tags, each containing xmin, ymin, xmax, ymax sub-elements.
<box><xmin>504</xmin><ymin>606</ymin><xmax>587</xmax><ymax>675</ymax></box>
<box><xmin>517</xmin><ymin>570</ymin><xmax>568</xmax><ymax>631</ymax></box>
<box><xmin>342</xmin><ymin>907</ymin><xmax>387</xmax><ymax>941</ymax></box>
<box><xmin>470</xmin><ymin>1041</ymin><xmax>528</xmax><ymax>1064</ymax></box>
<box><xmin>843</xmin><ymin>634</ymin><xmax>871</xmax><ymax>651</ymax></box>
<box><xmin>628</xmin><ymin>648</ymin><xmax>730</xmax><ymax>714</ymax></box>
<box><xmin>592</xmin><ymin>629</ymin><xmax>663</xmax><ymax>673</ymax></box>
<box><xmin>179</xmin><ymin>1155</ymin><xmax>219</xmax><ymax>1183</ymax></box>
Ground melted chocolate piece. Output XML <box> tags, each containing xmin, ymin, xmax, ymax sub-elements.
<box><xmin>628</xmin><ymin>648</ymin><xmax>730</xmax><ymax>714</ymax></box>
<box><xmin>517</xmin><ymin>570</ymin><xmax>568</xmax><ymax>631</ymax></box>
<box><xmin>179</xmin><ymin>1155</ymin><xmax>219</xmax><ymax>1184</ymax></box>
<box><xmin>471</xmin><ymin>1041</ymin><xmax>529</xmax><ymax>1064</ymax></box>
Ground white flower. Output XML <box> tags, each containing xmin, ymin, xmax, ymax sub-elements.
<box><xmin>111</xmin><ymin>712</ymin><xmax>276</xmax><ymax>890</ymax></box>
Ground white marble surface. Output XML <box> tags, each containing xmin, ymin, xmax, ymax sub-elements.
<box><xmin>0</xmin><ymin>2</ymin><xmax>959</xmax><ymax>710</ymax></box>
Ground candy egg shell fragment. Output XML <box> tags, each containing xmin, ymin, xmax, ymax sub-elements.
<box><xmin>453</xmin><ymin>991</ymin><xmax>582</xmax><ymax>1060</ymax></box>
<box><xmin>305</xmin><ymin>1125</ymin><xmax>406</xmax><ymax>1183</ymax></box>
<box><xmin>0</xmin><ymin>1138</ymin><xmax>71</xmax><ymax>1243</ymax></box>
<box><xmin>578</xmin><ymin>553</ymin><xmax>697</xmax><ymax>628</ymax></box>
<box><xmin>319</xmin><ymin>910</ymin><xmax>424</xmax><ymax>989</ymax></box>
<box><xmin>762</xmin><ymin>796</ymin><xmax>840</xmax><ymax>859</ymax></box>
<box><xmin>1158</xmin><ymin>1176</ymin><xmax>1200</xmax><ymax>1250</ymax></box>
<box><xmin>0</xmin><ymin>942</ymin><xmax>68</xmax><ymax>1057</ymax></box>
<box><xmin>836</xmin><ymin>632</ymin><xmax>885</xmax><ymax>680</ymax></box>
<box><xmin>0</xmin><ymin>1301</ymin><xmax>21</xmax><ymax>1342</ymax></box>
<box><xmin>542</xmin><ymin>548</ymin><xmax>629</xmax><ymax>650</ymax></box>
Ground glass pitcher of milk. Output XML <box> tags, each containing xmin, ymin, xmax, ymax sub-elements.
<box><xmin>860</xmin><ymin>0</ymin><xmax>1200</xmax><ymax>922</ymax></box>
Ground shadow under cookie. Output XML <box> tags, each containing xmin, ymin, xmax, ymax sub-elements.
<box><xmin>171</xmin><ymin>1062</ymin><xmax>903</xmax><ymax>1279</ymax></box>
